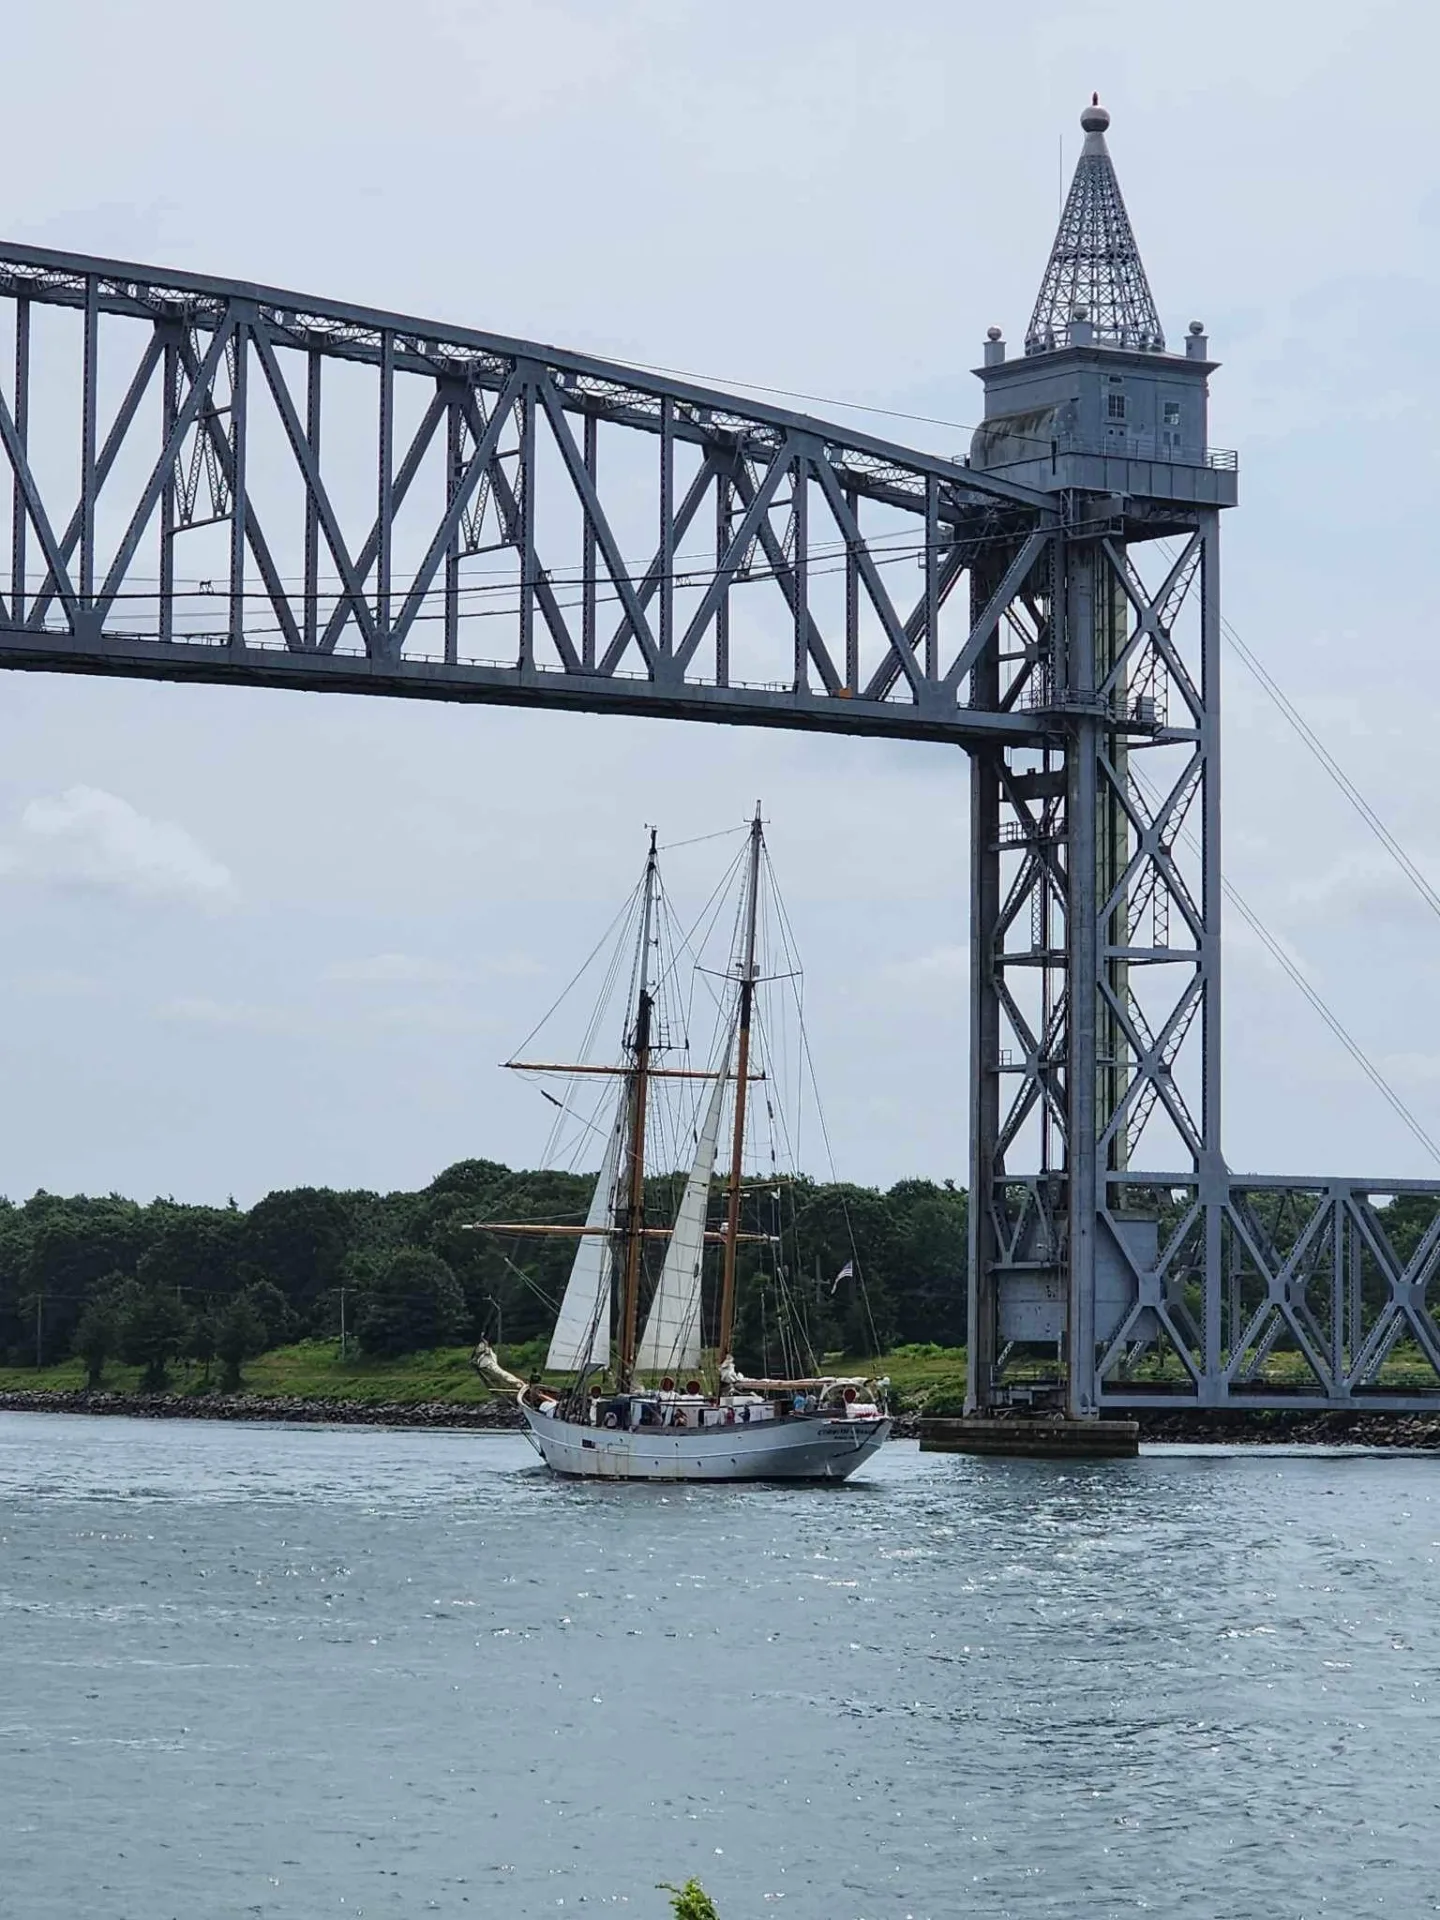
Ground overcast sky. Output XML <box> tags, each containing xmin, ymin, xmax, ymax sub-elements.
<box><xmin>1</xmin><ymin>0</ymin><xmax>1437</xmax><ymax>1205</ymax></box>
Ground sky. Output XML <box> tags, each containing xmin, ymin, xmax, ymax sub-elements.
<box><xmin>0</xmin><ymin>0</ymin><xmax>1438</xmax><ymax>1205</ymax></box>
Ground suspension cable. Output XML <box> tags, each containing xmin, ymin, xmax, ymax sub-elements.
<box><xmin>1129</xmin><ymin>761</ymin><xmax>1440</xmax><ymax>1167</ymax></box>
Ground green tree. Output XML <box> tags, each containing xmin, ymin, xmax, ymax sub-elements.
<box><xmin>215</xmin><ymin>1293</ymin><xmax>267</xmax><ymax>1390</ymax></box>
<box><xmin>0</xmin><ymin>1203</ymin><xmax>29</xmax><ymax>1364</ymax></box>
<box><xmin>73</xmin><ymin>1293</ymin><xmax>121</xmax><ymax>1387</ymax></box>
<box><xmin>886</xmin><ymin>1177</ymin><xmax>967</xmax><ymax>1347</ymax></box>
<box><xmin>188</xmin><ymin>1305</ymin><xmax>218</xmax><ymax>1386</ymax></box>
<box><xmin>356</xmin><ymin>1248</ymin><xmax>465</xmax><ymax>1357</ymax></box>
<box><xmin>241</xmin><ymin>1187</ymin><xmax>354</xmax><ymax>1324</ymax></box>
<box><xmin>23</xmin><ymin>1194</ymin><xmax>147</xmax><ymax>1358</ymax></box>
<box><xmin>113</xmin><ymin>1282</ymin><xmax>190</xmax><ymax>1391</ymax></box>
<box><xmin>137</xmin><ymin>1205</ymin><xmax>244</xmax><ymax>1299</ymax></box>
<box><xmin>423</xmin><ymin>1159</ymin><xmax>592</xmax><ymax>1346</ymax></box>
<box><xmin>233</xmin><ymin>1276</ymin><xmax>296</xmax><ymax>1350</ymax></box>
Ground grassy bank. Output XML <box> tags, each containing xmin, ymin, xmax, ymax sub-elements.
<box><xmin>10</xmin><ymin>1339</ymin><xmax>1440</xmax><ymax>1411</ymax></box>
<box><xmin>0</xmin><ymin>1340</ymin><xmax>965</xmax><ymax>1409</ymax></box>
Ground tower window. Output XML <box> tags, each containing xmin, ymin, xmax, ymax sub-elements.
<box><xmin>1163</xmin><ymin>401</ymin><xmax>1182</xmax><ymax>427</ymax></box>
<box><xmin>1107</xmin><ymin>392</ymin><xmax>1127</xmax><ymax>421</ymax></box>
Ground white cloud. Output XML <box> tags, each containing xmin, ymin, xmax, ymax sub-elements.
<box><xmin>158</xmin><ymin>994</ymin><xmax>500</xmax><ymax>1039</ymax></box>
<box><xmin>0</xmin><ymin>786</ymin><xmax>235</xmax><ymax>908</ymax></box>
<box><xmin>324</xmin><ymin>952</ymin><xmax>467</xmax><ymax>985</ymax></box>
<box><xmin>1378</xmin><ymin>1052</ymin><xmax>1440</xmax><ymax>1088</ymax></box>
<box><xmin>160</xmin><ymin>997</ymin><xmax>297</xmax><ymax>1032</ymax></box>
<box><xmin>887</xmin><ymin>945</ymin><xmax>969</xmax><ymax>986</ymax></box>
<box><xmin>1223</xmin><ymin>913</ymin><xmax>1315</xmax><ymax>983</ymax></box>
<box><xmin>7</xmin><ymin>969</ymin><xmax>107</xmax><ymax>998</ymax></box>
<box><xmin>1282</xmin><ymin>845</ymin><xmax>1440</xmax><ymax>928</ymax></box>
<box><xmin>364</xmin><ymin>1003</ymin><xmax>501</xmax><ymax>1035</ymax></box>
<box><xmin>324</xmin><ymin>950</ymin><xmax>544</xmax><ymax>985</ymax></box>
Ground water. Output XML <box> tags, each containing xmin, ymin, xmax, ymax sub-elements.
<box><xmin>1</xmin><ymin>1418</ymin><xmax>1437</xmax><ymax>1920</ymax></box>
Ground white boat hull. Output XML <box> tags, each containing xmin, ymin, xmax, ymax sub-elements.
<box><xmin>520</xmin><ymin>1401</ymin><xmax>891</xmax><ymax>1482</ymax></box>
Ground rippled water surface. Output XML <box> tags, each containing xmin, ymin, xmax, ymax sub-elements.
<box><xmin>3</xmin><ymin>1415</ymin><xmax>1439</xmax><ymax>1918</ymax></box>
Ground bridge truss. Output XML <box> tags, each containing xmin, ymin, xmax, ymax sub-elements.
<box><xmin>0</xmin><ymin>238</ymin><xmax>1435</xmax><ymax>1412</ymax></box>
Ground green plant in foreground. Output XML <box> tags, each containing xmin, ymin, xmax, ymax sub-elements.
<box><xmin>659</xmin><ymin>1879</ymin><xmax>719</xmax><ymax>1919</ymax></box>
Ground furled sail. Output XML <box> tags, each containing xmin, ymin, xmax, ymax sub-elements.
<box><xmin>636</xmin><ymin>1041</ymin><xmax>733</xmax><ymax>1374</ymax></box>
<box><xmin>545</xmin><ymin>1100</ymin><xmax>624</xmax><ymax>1372</ymax></box>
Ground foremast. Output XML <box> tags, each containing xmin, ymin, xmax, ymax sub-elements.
<box><xmin>615</xmin><ymin>828</ymin><xmax>660</xmax><ymax>1392</ymax></box>
<box><xmin>716</xmin><ymin>804</ymin><xmax>763</xmax><ymax>1375</ymax></box>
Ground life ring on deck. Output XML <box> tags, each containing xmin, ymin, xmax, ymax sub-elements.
<box><xmin>602</xmin><ymin>1411</ymin><xmax>619</xmax><ymax>1429</ymax></box>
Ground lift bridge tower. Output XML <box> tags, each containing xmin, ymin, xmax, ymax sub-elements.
<box><xmin>964</xmin><ymin>94</ymin><xmax>1236</xmax><ymax>1417</ymax></box>
<box><xmin>967</xmin><ymin>100</ymin><xmax>1440</xmax><ymax>1421</ymax></box>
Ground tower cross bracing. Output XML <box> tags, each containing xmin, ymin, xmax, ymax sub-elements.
<box><xmin>0</xmin><ymin>103</ymin><xmax>1436</xmax><ymax>1413</ymax></box>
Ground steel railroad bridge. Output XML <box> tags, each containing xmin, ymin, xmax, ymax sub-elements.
<box><xmin>1</xmin><ymin>98</ymin><xmax>1436</xmax><ymax>1416</ymax></box>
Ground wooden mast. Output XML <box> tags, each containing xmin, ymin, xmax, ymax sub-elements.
<box><xmin>616</xmin><ymin>828</ymin><xmax>659</xmax><ymax>1391</ymax></box>
<box><xmin>717</xmin><ymin>804</ymin><xmax>763</xmax><ymax>1373</ymax></box>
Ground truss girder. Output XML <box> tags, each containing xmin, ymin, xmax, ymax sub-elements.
<box><xmin>1089</xmin><ymin>1176</ymin><xmax>1440</xmax><ymax>1408</ymax></box>
<box><xmin>0</xmin><ymin>241</ymin><xmax>1057</xmax><ymax>744</ymax></box>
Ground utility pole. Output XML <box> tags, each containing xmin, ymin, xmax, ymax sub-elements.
<box><xmin>34</xmin><ymin>1291</ymin><xmax>42</xmax><ymax>1370</ymax></box>
<box><xmin>339</xmin><ymin>1286</ymin><xmax>348</xmax><ymax>1358</ymax></box>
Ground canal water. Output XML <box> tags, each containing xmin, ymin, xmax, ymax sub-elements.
<box><xmin>1</xmin><ymin>1414</ymin><xmax>1436</xmax><ymax>1919</ymax></box>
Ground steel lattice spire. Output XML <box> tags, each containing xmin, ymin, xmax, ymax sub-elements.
<box><xmin>1025</xmin><ymin>96</ymin><xmax>1165</xmax><ymax>355</ymax></box>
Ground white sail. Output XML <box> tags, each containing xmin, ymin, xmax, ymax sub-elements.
<box><xmin>545</xmin><ymin>1100</ymin><xmax>624</xmax><ymax>1372</ymax></box>
<box><xmin>637</xmin><ymin>1043</ymin><xmax>732</xmax><ymax>1374</ymax></box>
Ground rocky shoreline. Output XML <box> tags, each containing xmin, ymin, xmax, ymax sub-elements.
<box><xmin>2</xmin><ymin>1389</ymin><xmax>1439</xmax><ymax>1448</ymax></box>
<box><xmin>0</xmin><ymin>1388</ymin><xmax>524</xmax><ymax>1429</ymax></box>
<box><xmin>1134</xmin><ymin>1407</ymin><xmax>1440</xmax><ymax>1449</ymax></box>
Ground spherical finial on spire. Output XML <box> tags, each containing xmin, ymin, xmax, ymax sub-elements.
<box><xmin>1080</xmin><ymin>93</ymin><xmax>1110</xmax><ymax>134</ymax></box>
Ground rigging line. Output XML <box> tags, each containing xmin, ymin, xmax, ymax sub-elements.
<box><xmin>789</xmin><ymin>975</ymin><xmax>883</xmax><ymax>1354</ymax></box>
<box><xmin>657</xmin><ymin>838</ymin><xmax>749</xmax><ymax>1016</ymax></box>
<box><xmin>533</xmin><ymin>886</ymin><xmax>639</xmax><ymax>1172</ymax></box>
<box><xmin>493</xmin><ymin>1247</ymin><xmax>559</xmax><ymax>1312</ymax></box>
<box><xmin>750</xmin><ymin>845</ymin><xmax>882</xmax><ymax>1355</ymax></box>
<box><xmin>1129</xmin><ymin>763</ymin><xmax>1440</xmax><ymax>1167</ymax></box>
<box><xmin>762</xmin><ymin>843</ymin><xmax>811</xmax><ymax>1176</ymax></box>
<box><xmin>508</xmin><ymin>870</ymin><xmax>644</xmax><ymax>1065</ymax></box>
<box><xmin>537</xmin><ymin>954</ymin><xmax>626</xmax><ymax>1167</ymax></box>
<box><xmin>658</xmin><ymin>823</ymin><xmax>751</xmax><ymax>853</ymax></box>
<box><xmin>533</xmin><ymin>1086</ymin><xmax>610</xmax><ymax>1143</ymax></box>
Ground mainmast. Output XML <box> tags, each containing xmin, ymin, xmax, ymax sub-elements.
<box><xmin>716</xmin><ymin>804</ymin><xmax>763</xmax><ymax>1373</ymax></box>
<box><xmin>616</xmin><ymin>828</ymin><xmax>659</xmax><ymax>1390</ymax></box>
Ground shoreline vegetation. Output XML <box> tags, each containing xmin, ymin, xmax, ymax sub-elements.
<box><xmin>3</xmin><ymin>1340</ymin><xmax>1440</xmax><ymax>1447</ymax></box>
<box><xmin>4</xmin><ymin>1162</ymin><xmax>1440</xmax><ymax>1430</ymax></box>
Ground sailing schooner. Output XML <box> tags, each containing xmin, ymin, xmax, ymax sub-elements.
<box><xmin>470</xmin><ymin>809</ymin><xmax>891</xmax><ymax>1482</ymax></box>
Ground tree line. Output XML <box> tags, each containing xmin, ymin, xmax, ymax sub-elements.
<box><xmin>0</xmin><ymin>1159</ymin><xmax>969</xmax><ymax>1387</ymax></box>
